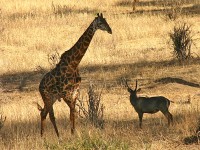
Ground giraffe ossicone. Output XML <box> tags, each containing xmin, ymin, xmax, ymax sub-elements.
<box><xmin>37</xmin><ymin>13</ymin><xmax>112</xmax><ymax>138</ymax></box>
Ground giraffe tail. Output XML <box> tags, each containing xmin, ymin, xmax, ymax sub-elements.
<box><xmin>33</xmin><ymin>102</ymin><xmax>43</xmax><ymax>111</ymax></box>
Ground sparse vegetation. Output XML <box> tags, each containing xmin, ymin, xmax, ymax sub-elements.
<box><xmin>43</xmin><ymin>130</ymin><xmax>130</xmax><ymax>149</ymax></box>
<box><xmin>132</xmin><ymin>0</ymin><xmax>139</xmax><ymax>11</ymax></box>
<box><xmin>47</xmin><ymin>50</ymin><xmax>60</xmax><ymax>69</ymax></box>
<box><xmin>163</xmin><ymin>0</ymin><xmax>183</xmax><ymax>20</ymax></box>
<box><xmin>0</xmin><ymin>114</ymin><xmax>6</xmax><ymax>130</ymax></box>
<box><xmin>77</xmin><ymin>83</ymin><xmax>104</xmax><ymax>129</ymax></box>
<box><xmin>51</xmin><ymin>2</ymin><xmax>72</xmax><ymax>17</ymax></box>
<box><xmin>0</xmin><ymin>0</ymin><xmax>200</xmax><ymax>149</ymax></box>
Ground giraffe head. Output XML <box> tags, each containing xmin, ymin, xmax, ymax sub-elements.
<box><xmin>94</xmin><ymin>13</ymin><xmax>112</xmax><ymax>34</ymax></box>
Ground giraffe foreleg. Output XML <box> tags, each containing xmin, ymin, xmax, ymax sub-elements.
<box><xmin>70</xmin><ymin>105</ymin><xmax>76</xmax><ymax>134</ymax></box>
<box><xmin>64</xmin><ymin>98</ymin><xmax>76</xmax><ymax>134</ymax></box>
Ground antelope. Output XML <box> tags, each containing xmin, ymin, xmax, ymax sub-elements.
<box><xmin>124</xmin><ymin>79</ymin><xmax>173</xmax><ymax>128</ymax></box>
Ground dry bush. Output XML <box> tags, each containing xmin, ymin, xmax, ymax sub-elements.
<box><xmin>169</xmin><ymin>23</ymin><xmax>193</xmax><ymax>63</ymax></box>
<box><xmin>35</xmin><ymin>50</ymin><xmax>60</xmax><ymax>75</ymax></box>
<box><xmin>51</xmin><ymin>2</ymin><xmax>72</xmax><ymax>17</ymax></box>
<box><xmin>77</xmin><ymin>83</ymin><xmax>104</xmax><ymax>129</ymax></box>
<box><xmin>132</xmin><ymin>0</ymin><xmax>139</xmax><ymax>11</ymax></box>
<box><xmin>167</xmin><ymin>2</ymin><xmax>182</xmax><ymax>20</ymax></box>
<box><xmin>162</xmin><ymin>0</ymin><xmax>183</xmax><ymax>20</ymax></box>
<box><xmin>47</xmin><ymin>50</ymin><xmax>60</xmax><ymax>69</ymax></box>
<box><xmin>0</xmin><ymin>114</ymin><xmax>6</xmax><ymax>130</ymax></box>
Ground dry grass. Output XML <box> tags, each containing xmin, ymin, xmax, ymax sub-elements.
<box><xmin>1</xmin><ymin>0</ymin><xmax>200</xmax><ymax>149</ymax></box>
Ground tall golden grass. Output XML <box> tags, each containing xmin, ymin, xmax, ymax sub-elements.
<box><xmin>1</xmin><ymin>0</ymin><xmax>200</xmax><ymax>149</ymax></box>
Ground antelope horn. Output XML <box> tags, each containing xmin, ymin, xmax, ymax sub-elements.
<box><xmin>135</xmin><ymin>79</ymin><xmax>138</xmax><ymax>90</ymax></box>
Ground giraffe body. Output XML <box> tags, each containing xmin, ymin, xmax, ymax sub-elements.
<box><xmin>38</xmin><ymin>13</ymin><xmax>112</xmax><ymax>137</ymax></box>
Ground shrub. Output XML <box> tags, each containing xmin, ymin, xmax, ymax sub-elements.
<box><xmin>169</xmin><ymin>23</ymin><xmax>193</xmax><ymax>63</ymax></box>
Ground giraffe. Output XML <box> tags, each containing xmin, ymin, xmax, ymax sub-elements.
<box><xmin>37</xmin><ymin>13</ymin><xmax>112</xmax><ymax>138</ymax></box>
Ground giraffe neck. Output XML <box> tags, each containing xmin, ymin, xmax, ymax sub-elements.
<box><xmin>60</xmin><ymin>20</ymin><xmax>97</xmax><ymax>69</ymax></box>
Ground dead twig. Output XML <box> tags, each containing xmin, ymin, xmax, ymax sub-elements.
<box><xmin>76</xmin><ymin>82</ymin><xmax>105</xmax><ymax>129</ymax></box>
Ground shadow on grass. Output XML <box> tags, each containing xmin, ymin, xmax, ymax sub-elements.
<box><xmin>108</xmin><ymin>117</ymin><xmax>169</xmax><ymax>130</ymax></box>
<box><xmin>7</xmin><ymin>5</ymin><xmax>99</xmax><ymax>20</ymax></box>
<box><xmin>155</xmin><ymin>77</ymin><xmax>200</xmax><ymax>88</ymax></box>
<box><xmin>51</xmin><ymin>4</ymin><xmax>99</xmax><ymax>17</ymax></box>
<box><xmin>183</xmin><ymin>135</ymin><xmax>199</xmax><ymax>145</ymax></box>
<box><xmin>184</xmin><ymin>118</ymin><xmax>200</xmax><ymax>145</ymax></box>
<box><xmin>1</xmin><ymin>58</ymin><xmax>200</xmax><ymax>92</ymax></box>
<box><xmin>130</xmin><ymin>4</ymin><xmax>200</xmax><ymax>16</ymax></box>
<box><xmin>1</xmin><ymin>109</ymin><xmax>199</xmax><ymax>148</ymax></box>
<box><xmin>0</xmin><ymin>114</ymin><xmax>173</xmax><ymax>140</ymax></box>
<box><xmin>115</xmin><ymin>0</ymin><xmax>200</xmax><ymax>16</ymax></box>
<box><xmin>116</xmin><ymin>0</ymin><xmax>199</xmax><ymax>7</ymax></box>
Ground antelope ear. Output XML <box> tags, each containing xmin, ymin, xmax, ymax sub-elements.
<box><xmin>97</xmin><ymin>13</ymin><xmax>100</xmax><ymax>17</ymax></box>
<box><xmin>100</xmin><ymin>13</ymin><xmax>103</xmax><ymax>17</ymax></box>
<box><xmin>137</xmin><ymin>88</ymin><xmax>141</xmax><ymax>92</ymax></box>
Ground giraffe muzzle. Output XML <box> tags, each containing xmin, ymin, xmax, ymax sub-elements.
<box><xmin>107</xmin><ymin>28</ymin><xmax>112</xmax><ymax>34</ymax></box>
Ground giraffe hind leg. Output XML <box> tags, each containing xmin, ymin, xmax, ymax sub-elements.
<box><xmin>64</xmin><ymin>99</ymin><xmax>76</xmax><ymax>134</ymax></box>
<box><xmin>38</xmin><ymin>95</ymin><xmax>56</xmax><ymax>137</ymax></box>
<box><xmin>49</xmin><ymin>107</ymin><xmax>60</xmax><ymax>137</ymax></box>
<box><xmin>40</xmin><ymin>106</ymin><xmax>48</xmax><ymax>137</ymax></box>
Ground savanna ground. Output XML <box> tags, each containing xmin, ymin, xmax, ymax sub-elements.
<box><xmin>1</xmin><ymin>0</ymin><xmax>200</xmax><ymax>149</ymax></box>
